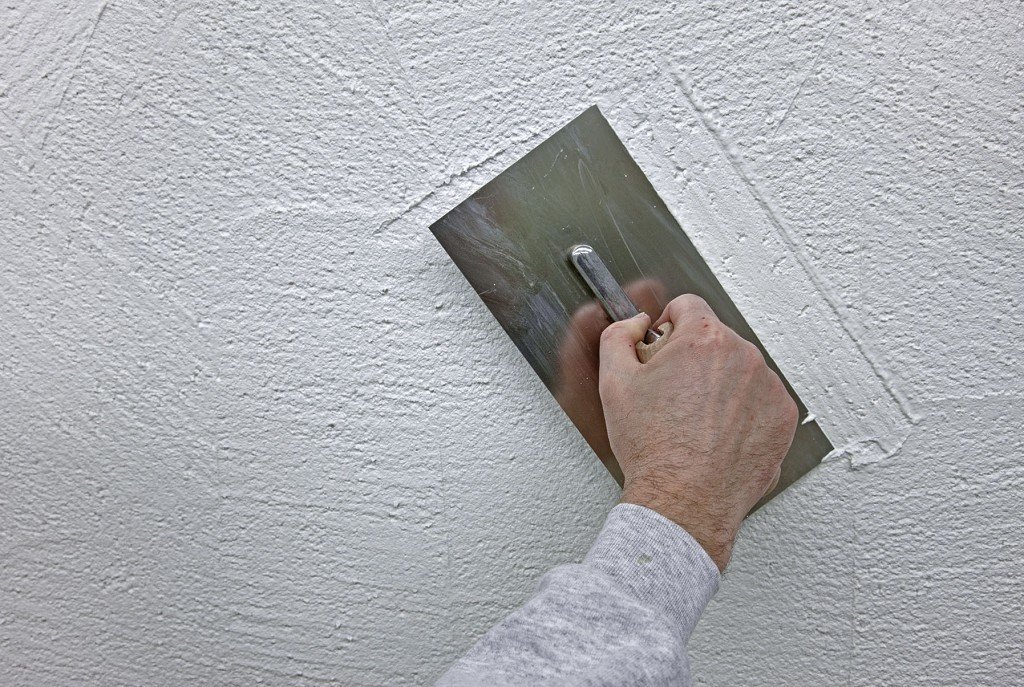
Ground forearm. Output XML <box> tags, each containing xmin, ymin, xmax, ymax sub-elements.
<box><xmin>436</xmin><ymin>504</ymin><xmax>719</xmax><ymax>687</ymax></box>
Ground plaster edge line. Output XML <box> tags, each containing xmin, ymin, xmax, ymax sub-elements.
<box><xmin>45</xmin><ymin>0</ymin><xmax>111</xmax><ymax>147</ymax></box>
<box><xmin>662</xmin><ymin>61</ymin><xmax>922</xmax><ymax>426</ymax></box>
<box><xmin>771</xmin><ymin>19</ymin><xmax>837</xmax><ymax>140</ymax></box>
<box><xmin>375</xmin><ymin>129</ymin><xmax>546</xmax><ymax>236</ymax></box>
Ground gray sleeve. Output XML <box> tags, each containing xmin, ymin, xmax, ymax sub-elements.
<box><xmin>436</xmin><ymin>503</ymin><xmax>720</xmax><ymax>687</ymax></box>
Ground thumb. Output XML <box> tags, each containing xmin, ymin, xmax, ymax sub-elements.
<box><xmin>599</xmin><ymin>312</ymin><xmax>651</xmax><ymax>377</ymax></box>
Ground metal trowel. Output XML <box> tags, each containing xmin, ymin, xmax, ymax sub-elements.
<box><xmin>431</xmin><ymin>106</ymin><xmax>832</xmax><ymax>510</ymax></box>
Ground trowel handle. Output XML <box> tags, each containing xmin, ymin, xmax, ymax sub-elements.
<box><xmin>569</xmin><ymin>244</ymin><xmax>671</xmax><ymax>362</ymax></box>
<box><xmin>636</xmin><ymin>322</ymin><xmax>673</xmax><ymax>363</ymax></box>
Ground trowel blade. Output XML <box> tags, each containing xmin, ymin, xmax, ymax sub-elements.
<box><xmin>430</xmin><ymin>106</ymin><xmax>832</xmax><ymax>509</ymax></box>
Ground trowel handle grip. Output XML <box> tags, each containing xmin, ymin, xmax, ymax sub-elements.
<box><xmin>569</xmin><ymin>243</ymin><xmax>670</xmax><ymax>363</ymax></box>
<box><xmin>636</xmin><ymin>322</ymin><xmax>673</xmax><ymax>363</ymax></box>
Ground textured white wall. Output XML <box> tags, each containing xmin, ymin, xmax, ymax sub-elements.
<box><xmin>2</xmin><ymin>1</ymin><xmax>1021</xmax><ymax>685</ymax></box>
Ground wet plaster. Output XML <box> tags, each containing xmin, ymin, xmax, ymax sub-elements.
<box><xmin>2</xmin><ymin>1</ymin><xmax>1022</xmax><ymax>685</ymax></box>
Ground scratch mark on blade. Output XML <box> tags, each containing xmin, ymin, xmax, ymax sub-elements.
<box><xmin>377</xmin><ymin>130</ymin><xmax>544</xmax><ymax>235</ymax></box>
<box><xmin>606</xmin><ymin>202</ymin><xmax>657</xmax><ymax>308</ymax></box>
<box><xmin>542</xmin><ymin>148</ymin><xmax>565</xmax><ymax>179</ymax></box>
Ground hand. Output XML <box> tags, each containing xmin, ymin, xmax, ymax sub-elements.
<box><xmin>597</xmin><ymin>294</ymin><xmax>798</xmax><ymax>571</ymax></box>
<box><xmin>552</xmin><ymin>280</ymin><xmax>665</xmax><ymax>483</ymax></box>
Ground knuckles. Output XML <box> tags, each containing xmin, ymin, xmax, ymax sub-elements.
<box><xmin>664</xmin><ymin>293</ymin><xmax>713</xmax><ymax>323</ymax></box>
<box><xmin>692</xmin><ymin>320</ymin><xmax>727</xmax><ymax>349</ymax></box>
<box><xmin>741</xmin><ymin>341</ymin><xmax>765</xmax><ymax>371</ymax></box>
<box><xmin>669</xmin><ymin>293</ymin><xmax>711</xmax><ymax>313</ymax></box>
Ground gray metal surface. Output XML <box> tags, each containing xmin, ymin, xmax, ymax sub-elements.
<box><xmin>431</xmin><ymin>106</ymin><xmax>832</xmax><ymax>506</ymax></box>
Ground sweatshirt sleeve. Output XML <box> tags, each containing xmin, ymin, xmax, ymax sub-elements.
<box><xmin>435</xmin><ymin>503</ymin><xmax>720</xmax><ymax>687</ymax></box>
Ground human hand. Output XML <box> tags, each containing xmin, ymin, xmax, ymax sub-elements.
<box><xmin>597</xmin><ymin>294</ymin><xmax>798</xmax><ymax>571</ymax></box>
<box><xmin>552</xmin><ymin>279</ymin><xmax>665</xmax><ymax>483</ymax></box>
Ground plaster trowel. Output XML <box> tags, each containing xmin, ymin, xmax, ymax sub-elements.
<box><xmin>431</xmin><ymin>106</ymin><xmax>832</xmax><ymax>510</ymax></box>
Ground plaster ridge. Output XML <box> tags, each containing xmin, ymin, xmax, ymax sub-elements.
<box><xmin>365</xmin><ymin>0</ymin><xmax>416</xmax><ymax>103</ymax></box>
<box><xmin>663</xmin><ymin>62</ymin><xmax>923</xmax><ymax>426</ymax></box>
<box><xmin>234</xmin><ymin>201</ymin><xmax>352</xmax><ymax>223</ymax></box>
<box><xmin>46</xmin><ymin>0</ymin><xmax>110</xmax><ymax>144</ymax></box>
<box><xmin>927</xmin><ymin>390</ymin><xmax>1023</xmax><ymax>405</ymax></box>
<box><xmin>365</xmin><ymin>0</ymin><xmax>445</xmax><ymax>163</ymax></box>
<box><xmin>772</xmin><ymin>19</ymin><xmax>838</xmax><ymax>140</ymax></box>
<box><xmin>374</xmin><ymin>129</ymin><xmax>545</xmax><ymax>236</ymax></box>
<box><xmin>822</xmin><ymin>430</ymin><xmax>913</xmax><ymax>470</ymax></box>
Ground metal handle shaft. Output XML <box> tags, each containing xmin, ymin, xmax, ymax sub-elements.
<box><xmin>569</xmin><ymin>244</ymin><xmax>661</xmax><ymax>344</ymax></box>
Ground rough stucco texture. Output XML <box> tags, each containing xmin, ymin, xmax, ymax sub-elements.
<box><xmin>1</xmin><ymin>1</ymin><xmax>1022</xmax><ymax>685</ymax></box>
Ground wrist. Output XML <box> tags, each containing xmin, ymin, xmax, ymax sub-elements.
<box><xmin>620</xmin><ymin>483</ymin><xmax>736</xmax><ymax>572</ymax></box>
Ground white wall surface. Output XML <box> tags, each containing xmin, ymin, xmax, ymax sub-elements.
<box><xmin>2</xmin><ymin>1</ymin><xmax>1021</xmax><ymax>684</ymax></box>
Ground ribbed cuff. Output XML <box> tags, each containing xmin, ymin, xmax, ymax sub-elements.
<box><xmin>584</xmin><ymin>503</ymin><xmax>720</xmax><ymax>638</ymax></box>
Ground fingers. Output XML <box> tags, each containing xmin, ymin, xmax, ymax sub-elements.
<box><xmin>599</xmin><ymin>312</ymin><xmax>651</xmax><ymax>379</ymax></box>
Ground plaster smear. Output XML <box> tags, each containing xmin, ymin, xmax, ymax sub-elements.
<box><xmin>2</xmin><ymin>1</ymin><xmax>1022</xmax><ymax>686</ymax></box>
<box><xmin>601</xmin><ymin>84</ymin><xmax>917</xmax><ymax>463</ymax></box>
<box><xmin>408</xmin><ymin>90</ymin><xmax>917</xmax><ymax>466</ymax></box>
<box><xmin>402</xmin><ymin>81</ymin><xmax>917</xmax><ymax>470</ymax></box>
